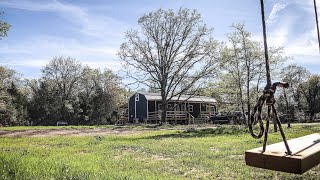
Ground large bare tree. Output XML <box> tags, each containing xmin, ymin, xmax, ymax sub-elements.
<box><xmin>119</xmin><ymin>8</ymin><xmax>220</xmax><ymax>122</ymax></box>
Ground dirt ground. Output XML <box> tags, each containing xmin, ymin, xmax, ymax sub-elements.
<box><xmin>0</xmin><ymin>128</ymin><xmax>145</xmax><ymax>137</ymax></box>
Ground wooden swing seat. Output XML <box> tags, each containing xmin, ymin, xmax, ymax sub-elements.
<box><xmin>245</xmin><ymin>133</ymin><xmax>320</xmax><ymax>174</ymax></box>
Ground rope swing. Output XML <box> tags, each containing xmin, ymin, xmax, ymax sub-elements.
<box><xmin>245</xmin><ymin>1</ymin><xmax>320</xmax><ymax>174</ymax></box>
<box><xmin>248</xmin><ymin>0</ymin><xmax>292</xmax><ymax>155</ymax></box>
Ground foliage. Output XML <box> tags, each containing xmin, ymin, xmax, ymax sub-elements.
<box><xmin>216</xmin><ymin>23</ymin><xmax>287</xmax><ymax>123</ymax></box>
<box><xmin>0</xmin><ymin>67</ymin><xmax>28</xmax><ymax>126</ymax></box>
<box><xmin>27</xmin><ymin>57</ymin><xmax>125</xmax><ymax>126</ymax></box>
<box><xmin>276</xmin><ymin>64</ymin><xmax>310</xmax><ymax>120</ymax></box>
<box><xmin>295</xmin><ymin>75</ymin><xmax>320</xmax><ymax>121</ymax></box>
<box><xmin>0</xmin><ymin>12</ymin><xmax>10</xmax><ymax>39</ymax></box>
<box><xmin>0</xmin><ymin>125</ymin><xmax>319</xmax><ymax>179</ymax></box>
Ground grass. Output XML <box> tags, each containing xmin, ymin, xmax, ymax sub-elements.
<box><xmin>0</xmin><ymin>125</ymin><xmax>112</xmax><ymax>131</ymax></box>
<box><xmin>0</xmin><ymin>124</ymin><xmax>319</xmax><ymax>179</ymax></box>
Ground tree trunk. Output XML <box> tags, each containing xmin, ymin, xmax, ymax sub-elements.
<box><xmin>283</xmin><ymin>88</ymin><xmax>290</xmax><ymax>128</ymax></box>
<box><xmin>310</xmin><ymin>112</ymin><xmax>314</xmax><ymax>122</ymax></box>
<box><xmin>246</xmin><ymin>69</ymin><xmax>251</xmax><ymax>126</ymax></box>
<box><xmin>160</xmin><ymin>90</ymin><xmax>167</xmax><ymax>124</ymax></box>
<box><xmin>273</xmin><ymin>114</ymin><xmax>278</xmax><ymax>132</ymax></box>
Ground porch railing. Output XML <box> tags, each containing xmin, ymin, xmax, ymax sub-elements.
<box><xmin>148</xmin><ymin>111</ymin><xmax>193</xmax><ymax>124</ymax></box>
<box><xmin>147</xmin><ymin>110</ymin><xmax>215</xmax><ymax>124</ymax></box>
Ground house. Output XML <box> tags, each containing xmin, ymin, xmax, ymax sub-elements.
<box><xmin>128</xmin><ymin>92</ymin><xmax>217</xmax><ymax>124</ymax></box>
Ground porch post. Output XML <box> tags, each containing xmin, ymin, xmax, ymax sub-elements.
<box><xmin>146</xmin><ymin>100</ymin><xmax>149</xmax><ymax>123</ymax></box>
<box><xmin>200</xmin><ymin>102</ymin><xmax>202</xmax><ymax>117</ymax></box>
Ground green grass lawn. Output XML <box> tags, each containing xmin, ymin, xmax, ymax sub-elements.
<box><xmin>0</xmin><ymin>124</ymin><xmax>319</xmax><ymax>179</ymax></box>
<box><xmin>0</xmin><ymin>125</ymin><xmax>113</xmax><ymax>131</ymax></box>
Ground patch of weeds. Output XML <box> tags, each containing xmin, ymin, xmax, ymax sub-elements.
<box><xmin>185</xmin><ymin>126</ymin><xmax>249</xmax><ymax>136</ymax></box>
<box><xmin>88</xmin><ymin>136</ymin><xmax>105</xmax><ymax>145</ymax></box>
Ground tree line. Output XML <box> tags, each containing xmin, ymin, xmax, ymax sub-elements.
<box><xmin>1</xmin><ymin>8</ymin><xmax>320</xmax><ymax>126</ymax></box>
<box><xmin>0</xmin><ymin>57</ymin><xmax>127</xmax><ymax>126</ymax></box>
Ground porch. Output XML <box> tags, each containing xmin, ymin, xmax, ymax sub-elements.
<box><xmin>147</xmin><ymin>110</ymin><xmax>215</xmax><ymax>124</ymax></box>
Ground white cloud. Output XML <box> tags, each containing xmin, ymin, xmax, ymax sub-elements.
<box><xmin>0</xmin><ymin>59</ymin><xmax>48</xmax><ymax>67</ymax></box>
<box><xmin>0</xmin><ymin>0</ymin><xmax>127</xmax><ymax>78</ymax></box>
<box><xmin>267</xmin><ymin>22</ymin><xmax>289</xmax><ymax>47</ymax></box>
<box><xmin>1</xmin><ymin>35</ymin><xmax>122</xmax><ymax>72</ymax></box>
<box><xmin>253</xmin><ymin>0</ymin><xmax>320</xmax><ymax>72</ymax></box>
<box><xmin>266</xmin><ymin>1</ymin><xmax>289</xmax><ymax>24</ymax></box>
<box><xmin>0</xmin><ymin>0</ymin><xmax>126</xmax><ymax>38</ymax></box>
<box><xmin>284</xmin><ymin>25</ymin><xmax>319</xmax><ymax>57</ymax></box>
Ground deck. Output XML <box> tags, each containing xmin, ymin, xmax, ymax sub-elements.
<box><xmin>147</xmin><ymin>111</ymin><xmax>215</xmax><ymax>124</ymax></box>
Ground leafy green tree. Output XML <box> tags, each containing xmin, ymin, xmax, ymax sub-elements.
<box><xmin>27</xmin><ymin>57</ymin><xmax>83</xmax><ymax>125</ymax></box>
<box><xmin>0</xmin><ymin>67</ymin><xmax>28</xmax><ymax>125</ymax></box>
<box><xmin>78</xmin><ymin>67</ymin><xmax>123</xmax><ymax>125</ymax></box>
<box><xmin>28</xmin><ymin>80</ymin><xmax>58</xmax><ymax>125</ymax></box>
<box><xmin>279</xmin><ymin>64</ymin><xmax>310</xmax><ymax>112</ymax></box>
<box><xmin>0</xmin><ymin>13</ymin><xmax>12</xmax><ymax>126</ymax></box>
<box><xmin>41</xmin><ymin>56</ymin><xmax>83</xmax><ymax>124</ymax></box>
<box><xmin>28</xmin><ymin>60</ymin><xmax>124</xmax><ymax>125</ymax></box>
<box><xmin>295</xmin><ymin>75</ymin><xmax>320</xmax><ymax>121</ymax></box>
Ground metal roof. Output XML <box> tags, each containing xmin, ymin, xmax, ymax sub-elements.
<box><xmin>136</xmin><ymin>92</ymin><xmax>217</xmax><ymax>103</ymax></box>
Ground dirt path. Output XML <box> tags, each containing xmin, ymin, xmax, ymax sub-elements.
<box><xmin>0</xmin><ymin>128</ymin><xmax>145</xmax><ymax>137</ymax></box>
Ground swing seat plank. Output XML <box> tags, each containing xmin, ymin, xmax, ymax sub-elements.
<box><xmin>245</xmin><ymin>133</ymin><xmax>320</xmax><ymax>174</ymax></box>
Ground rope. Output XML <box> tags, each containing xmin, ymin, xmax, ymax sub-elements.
<box><xmin>260</xmin><ymin>0</ymin><xmax>271</xmax><ymax>87</ymax></box>
<box><xmin>314</xmin><ymin>0</ymin><xmax>320</xmax><ymax>53</ymax></box>
<box><xmin>248</xmin><ymin>82</ymin><xmax>288</xmax><ymax>138</ymax></box>
<box><xmin>249</xmin><ymin>0</ymin><xmax>319</xmax><ymax>155</ymax></box>
<box><xmin>248</xmin><ymin>0</ymin><xmax>292</xmax><ymax>155</ymax></box>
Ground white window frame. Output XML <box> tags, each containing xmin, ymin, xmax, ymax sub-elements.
<box><xmin>174</xmin><ymin>104</ymin><xmax>180</xmax><ymax>111</ymax></box>
<box><xmin>206</xmin><ymin>105</ymin><xmax>215</xmax><ymax>112</ymax></box>
<box><xmin>188</xmin><ymin>104</ymin><xmax>193</xmax><ymax>112</ymax></box>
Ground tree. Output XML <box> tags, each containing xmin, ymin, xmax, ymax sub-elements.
<box><xmin>202</xmin><ymin>75</ymin><xmax>239</xmax><ymax>113</ymax></box>
<box><xmin>27</xmin><ymin>58</ymin><xmax>125</xmax><ymax>126</ymax></box>
<box><xmin>220</xmin><ymin>23</ymin><xmax>263</xmax><ymax>123</ymax></box>
<box><xmin>78</xmin><ymin>67</ymin><xmax>123</xmax><ymax>125</ymax></box>
<box><xmin>33</xmin><ymin>57</ymin><xmax>82</xmax><ymax>124</ymax></box>
<box><xmin>0</xmin><ymin>67</ymin><xmax>28</xmax><ymax>125</ymax></box>
<box><xmin>119</xmin><ymin>8</ymin><xmax>220</xmax><ymax>123</ymax></box>
<box><xmin>0</xmin><ymin>67</ymin><xmax>16</xmax><ymax>125</ymax></box>
<box><xmin>280</xmin><ymin>64</ymin><xmax>310</xmax><ymax>111</ymax></box>
<box><xmin>0</xmin><ymin>12</ymin><xmax>10</xmax><ymax>39</ymax></box>
<box><xmin>219</xmin><ymin>23</ymin><xmax>287</xmax><ymax>124</ymax></box>
<box><xmin>295</xmin><ymin>75</ymin><xmax>320</xmax><ymax>121</ymax></box>
<box><xmin>0</xmin><ymin>14</ymin><xmax>28</xmax><ymax>126</ymax></box>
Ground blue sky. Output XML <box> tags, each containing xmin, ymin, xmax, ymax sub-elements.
<box><xmin>0</xmin><ymin>0</ymin><xmax>319</xmax><ymax>83</ymax></box>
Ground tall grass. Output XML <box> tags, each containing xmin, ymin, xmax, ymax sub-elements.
<box><xmin>0</xmin><ymin>125</ymin><xmax>319</xmax><ymax>179</ymax></box>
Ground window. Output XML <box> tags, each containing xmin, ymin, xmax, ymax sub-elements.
<box><xmin>206</xmin><ymin>105</ymin><xmax>215</xmax><ymax>112</ymax></box>
<box><xmin>181</xmin><ymin>104</ymin><xmax>186</xmax><ymax>111</ymax></box>
<box><xmin>135</xmin><ymin>93</ymin><xmax>139</xmax><ymax>101</ymax></box>
<box><xmin>188</xmin><ymin>105</ymin><xmax>193</xmax><ymax>112</ymax></box>
<box><xmin>157</xmin><ymin>104</ymin><xmax>176</xmax><ymax>111</ymax></box>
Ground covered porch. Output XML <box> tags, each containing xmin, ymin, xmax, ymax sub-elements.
<box><xmin>147</xmin><ymin>100</ymin><xmax>216</xmax><ymax>124</ymax></box>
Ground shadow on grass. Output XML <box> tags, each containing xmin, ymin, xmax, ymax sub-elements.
<box><xmin>135</xmin><ymin>126</ymin><xmax>250</xmax><ymax>140</ymax></box>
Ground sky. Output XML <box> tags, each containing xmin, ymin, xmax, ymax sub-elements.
<box><xmin>0</xmin><ymin>0</ymin><xmax>319</xmax><ymax>85</ymax></box>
